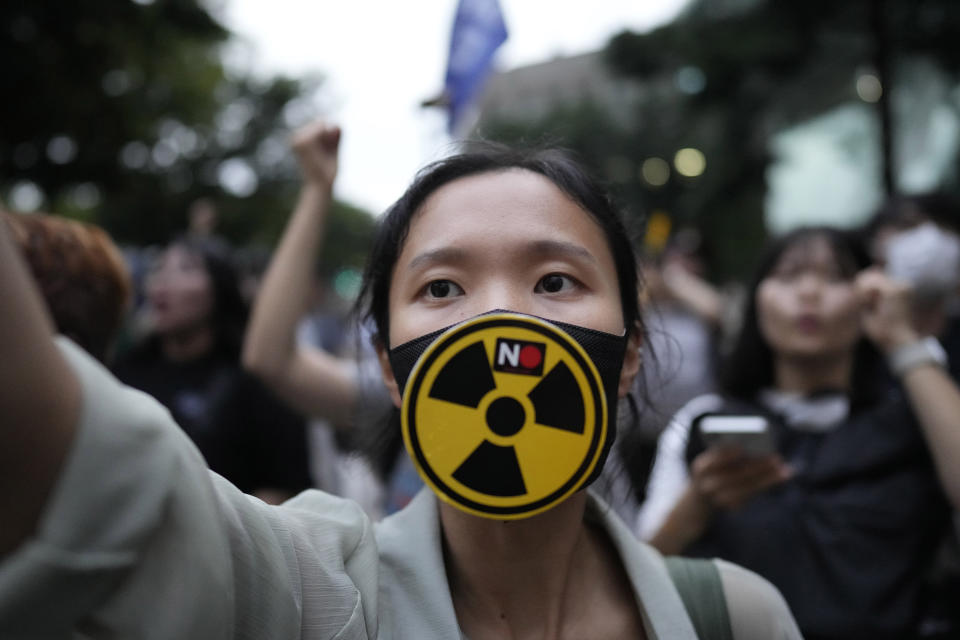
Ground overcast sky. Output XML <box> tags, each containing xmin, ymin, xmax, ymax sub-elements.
<box><xmin>221</xmin><ymin>0</ymin><xmax>690</xmax><ymax>214</ymax></box>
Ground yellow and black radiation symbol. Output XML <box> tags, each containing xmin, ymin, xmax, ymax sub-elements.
<box><xmin>401</xmin><ymin>312</ymin><xmax>608</xmax><ymax>520</ymax></box>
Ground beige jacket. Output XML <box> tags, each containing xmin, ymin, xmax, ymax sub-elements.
<box><xmin>0</xmin><ymin>339</ymin><xmax>801</xmax><ymax>639</ymax></box>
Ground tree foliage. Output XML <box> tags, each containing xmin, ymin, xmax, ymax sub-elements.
<box><xmin>479</xmin><ymin>0</ymin><xmax>960</xmax><ymax>281</ymax></box>
<box><xmin>0</xmin><ymin>0</ymin><xmax>375</xmax><ymax>272</ymax></box>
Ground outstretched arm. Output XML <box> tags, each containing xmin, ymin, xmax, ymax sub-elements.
<box><xmin>0</xmin><ymin>219</ymin><xmax>81</xmax><ymax>555</ymax></box>
<box><xmin>242</xmin><ymin>121</ymin><xmax>359</xmax><ymax>428</ymax></box>
<box><xmin>857</xmin><ymin>267</ymin><xmax>960</xmax><ymax>509</ymax></box>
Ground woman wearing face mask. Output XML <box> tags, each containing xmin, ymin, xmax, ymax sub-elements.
<box><xmin>637</xmin><ymin>227</ymin><xmax>960</xmax><ymax>639</ymax></box>
<box><xmin>0</xmin><ymin>123</ymin><xmax>800</xmax><ymax>639</ymax></box>
<box><xmin>863</xmin><ymin>194</ymin><xmax>960</xmax><ymax>638</ymax></box>
<box><xmin>112</xmin><ymin>238</ymin><xmax>312</xmax><ymax>504</ymax></box>
<box><xmin>863</xmin><ymin>194</ymin><xmax>960</xmax><ymax>378</ymax></box>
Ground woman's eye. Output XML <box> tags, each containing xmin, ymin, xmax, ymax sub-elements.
<box><xmin>425</xmin><ymin>280</ymin><xmax>463</xmax><ymax>299</ymax></box>
<box><xmin>536</xmin><ymin>274</ymin><xmax>575</xmax><ymax>294</ymax></box>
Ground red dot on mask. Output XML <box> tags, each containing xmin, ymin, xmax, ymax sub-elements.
<box><xmin>519</xmin><ymin>345</ymin><xmax>542</xmax><ymax>369</ymax></box>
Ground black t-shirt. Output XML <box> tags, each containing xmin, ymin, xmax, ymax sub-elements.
<box><xmin>684</xmin><ymin>394</ymin><xmax>950</xmax><ymax>640</ymax></box>
<box><xmin>114</xmin><ymin>341</ymin><xmax>312</xmax><ymax>496</ymax></box>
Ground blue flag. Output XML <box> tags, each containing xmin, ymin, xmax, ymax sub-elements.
<box><xmin>444</xmin><ymin>0</ymin><xmax>508</xmax><ymax>133</ymax></box>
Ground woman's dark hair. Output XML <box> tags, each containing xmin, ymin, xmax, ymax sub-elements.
<box><xmin>861</xmin><ymin>192</ymin><xmax>960</xmax><ymax>251</ymax></box>
<box><xmin>721</xmin><ymin>226</ymin><xmax>884</xmax><ymax>410</ymax></box>
<box><xmin>168</xmin><ymin>236</ymin><xmax>249</xmax><ymax>361</ymax></box>
<box><xmin>353</xmin><ymin>144</ymin><xmax>643</xmax><ymax>479</ymax></box>
<box><xmin>356</xmin><ymin>143</ymin><xmax>641</xmax><ymax>347</ymax></box>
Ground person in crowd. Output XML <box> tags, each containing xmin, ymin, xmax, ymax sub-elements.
<box><xmin>0</xmin><ymin>122</ymin><xmax>801</xmax><ymax>638</ymax></box>
<box><xmin>242</xmin><ymin>124</ymin><xmax>408</xmax><ymax>517</ymax></box>
<box><xmin>637</xmin><ymin>226</ymin><xmax>960</xmax><ymax>639</ymax></box>
<box><xmin>2</xmin><ymin>211</ymin><xmax>131</xmax><ymax>364</ymax></box>
<box><xmin>861</xmin><ymin>193</ymin><xmax>960</xmax><ymax>636</ymax></box>
<box><xmin>620</xmin><ymin>230</ymin><xmax>725</xmax><ymax>508</ymax></box>
<box><xmin>863</xmin><ymin>193</ymin><xmax>960</xmax><ymax>373</ymax></box>
<box><xmin>292</xmin><ymin>277</ymin><xmax>378</xmax><ymax>508</ymax></box>
<box><xmin>112</xmin><ymin>236</ymin><xmax>312</xmax><ymax>503</ymax></box>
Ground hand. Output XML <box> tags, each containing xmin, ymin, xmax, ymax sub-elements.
<box><xmin>291</xmin><ymin>120</ymin><xmax>341</xmax><ymax>190</ymax></box>
<box><xmin>689</xmin><ymin>447</ymin><xmax>791</xmax><ymax>510</ymax></box>
<box><xmin>855</xmin><ymin>267</ymin><xmax>920</xmax><ymax>353</ymax></box>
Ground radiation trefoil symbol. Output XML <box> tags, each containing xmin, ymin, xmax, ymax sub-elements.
<box><xmin>401</xmin><ymin>312</ymin><xmax>607</xmax><ymax>520</ymax></box>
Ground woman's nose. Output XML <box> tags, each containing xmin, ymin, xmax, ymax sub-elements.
<box><xmin>795</xmin><ymin>272</ymin><xmax>823</xmax><ymax>298</ymax></box>
<box><xmin>475</xmin><ymin>283</ymin><xmax>529</xmax><ymax>316</ymax></box>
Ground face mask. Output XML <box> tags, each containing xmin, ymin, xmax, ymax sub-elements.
<box><xmin>886</xmin><ymin>222</ymin><xmax>960</xmax><ymax>299</ymax></box>
<box><xmin>388</xmin><ymin>310</ymin><xmax>628</xmax><ymax>520</ymax></box>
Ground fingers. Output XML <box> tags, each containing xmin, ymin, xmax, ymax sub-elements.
<box><xmin>691</xmin><ymin>449</ymin><xmax>791</xmax><ymax>510</ymax></box>
<box><xmin>854</xmin><ymin>267</ymin><xmax>883</xmax><ymax>305</ymax></box>
<box><xmin>291</xmin><ymin>120</ymin><xmax>341</xmax><ymax>152</ymax></box>
<box><xmin>290</xmin><ymin>120</ymin><xmax>341</xmax><ymax>186</ymax></box>
<box><xmin>712</xmin><ymin>461</ymin><xmax>790</xmax><ymax>509</ymax></box>
<box><xmin>855</xmin><ymin>267</ymin><xmax>912</xmax><ymax>303</ymax></box>
<box><xmin>855</xmin><ymin>266</ymin><xmax>918</xmax><ymax>351</ymax></box>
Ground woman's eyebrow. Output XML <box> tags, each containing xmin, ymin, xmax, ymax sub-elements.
<box><xmin>407</xmin><ymin>240</ymin><xmax>597</xmax><ymax>271</ymax></box>
<box><xmin>407</xmin><ymin>247</ymin><xmax>469</xmax><ymax>271</ymax></box>
<box><xmin>526</xmin><ymin>240</ymin><xmax>597</xmax><ymax>264</ymax></box>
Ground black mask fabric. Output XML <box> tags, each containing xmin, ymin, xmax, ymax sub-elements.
<box><xmin>388</xmin><ymin>310</ymin><xmax>628</xmax><ymax>519</ymax></box>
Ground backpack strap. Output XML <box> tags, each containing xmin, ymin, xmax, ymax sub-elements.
<box><xmin>664</xmin><ymin>556</ymin><xmax>734</xmax><ymax>640</ymax></box>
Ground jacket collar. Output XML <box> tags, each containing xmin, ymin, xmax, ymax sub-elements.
<box><xmin>374</xmin><ymin>488</ymin><xmax>697</xmax><ymax>639</ymax></box>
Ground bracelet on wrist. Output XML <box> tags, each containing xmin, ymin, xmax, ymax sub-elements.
<box><xmin>887</xmin><ymin>336</ymin><xmax>948</xmax><ymax>377</ymax></box>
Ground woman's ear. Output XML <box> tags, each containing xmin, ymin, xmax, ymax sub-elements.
<box><xmin>375</xmin><ymin>340</ymin><xmax>403</xmax><ymax>408</ymax></box>
<box><xmin>618</xmin><ymin>322</ymin><xmax>643</xmax><ymax>399</ymax></box>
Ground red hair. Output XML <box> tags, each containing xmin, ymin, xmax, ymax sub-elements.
<box><xmin>3</xmin><ymin>211</ymin><xmax>131</xmax><ymax>361</ymax></box>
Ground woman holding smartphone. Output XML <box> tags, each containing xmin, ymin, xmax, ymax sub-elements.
<box><xmin>638</xmin><ymin>226</ymin><xmax>960</xmax><ymax>640</ymax></box>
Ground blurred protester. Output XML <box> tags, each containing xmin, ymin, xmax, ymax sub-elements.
<box><xmin>862</xmin><ymin>193</ymin><xmax>960</xmax><ymax>637</ymax></box>
<box><xmin>644</xmin><ymin>230</ymin><xmax>724</xmax><ymax>419</ymax></box>
<box><xmin>294</xmin><ymin>279</ymin><xmax>390</xmax><ymax>517</ymax></box>
<box><xmin>187</xmin><ymin>197</ymin><xmax>219</xmax><ymax>240</ymax></box>
<box><xmin>242</xmin><ymin>122</ymin><xmax>408</xmax><ymax>518</ymax></box>
<box><xmin>637</xmin><ymin>227</ymin><xmax>960</xmax><ymax>639</ymax></box>
<box><xmin>113</xmin><ymin>237</ymin><xmax>311</xmax><ymax>503</ymax></box>
<box><xmin>620</xmin><ymin>231</ymin><xmax>725</xmax><ymax>508</ymax></box>
<box><xmin>233</xmin><ymin>244</ymin><xmax>271</xmax><ymax>306</ymax></box>
<box><xmin>863</xmin><ymin>193</ymin><xmax>960</xmax><ymax>373</ymax></box>
<box><xmin>2</xmin><ymin>211</ymin><xmax>130</xmax><ymax>363</ymax></box>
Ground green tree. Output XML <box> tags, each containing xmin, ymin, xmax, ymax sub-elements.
<box><xmin>478</xmin><ymin>0</ymin><xmax>960</xmax><ymax>281</ymax></box>
<box><xmin>0</xmin><ymin>0</ymin><xmax>376</xmax><ymax>263</ymax></box>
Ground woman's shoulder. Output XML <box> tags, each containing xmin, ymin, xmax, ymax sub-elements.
<box><xmin>675</xmin><ymin>393</ymin><xmax>729</xmax><ymax>419</ymax></box>
<box><xmin>663</xmin><ymin>393</ymin><xmax>730</xmax><ymax>437</ymax></box>
<box><xmin>713</xmin><ymin>559</ymin><xmax>803</xmax><ymax>640</ymax></box>
<box><xmin>8</xmin><ymin>339</ymin><xmax>380</xmax><ymax>638</ymax></box>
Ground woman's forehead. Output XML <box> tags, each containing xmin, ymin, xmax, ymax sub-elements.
<box><xmin>775</xmin><ymin>234</ymin><xmax>843</xmax><ymax>269</ymax></box>
<box><xmin>418</xmin><ymin>168</ymin><xmax>563</xmax><ymax>212</ymax></box>
<box><xmin>155</xmin><ymin>244</ymin><xmax>204</xmax><ymax>269</ymax></box>
<box><xmin>404</xmin><ymin>169</ymin><xmax>603</xmax><ymax>250</ymax></box>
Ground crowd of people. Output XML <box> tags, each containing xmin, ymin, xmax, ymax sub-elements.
<box><xmin>2</xmin><ymin>120</ymin><xmax>960</xmax><ymax>639</ymax></box>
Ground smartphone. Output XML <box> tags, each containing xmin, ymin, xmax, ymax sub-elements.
<box><xmin>698</xmin><ymin>415</ymin><xmax>775</xmax><ymax>456</ymax></box>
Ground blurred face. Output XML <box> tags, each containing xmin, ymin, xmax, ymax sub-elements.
<box><xmin>145</xmin><ymin>245</ymin><xmax>214</xmax><ymax>336</ymax></box>
<box><xmin>756</xmin><ymin>235</ymin><xmax>862</xmax><ymax>360</ymax></box>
